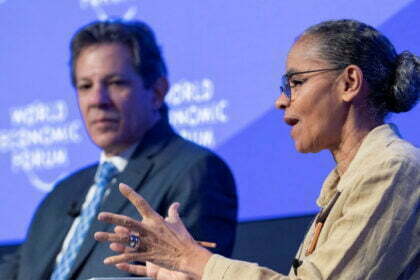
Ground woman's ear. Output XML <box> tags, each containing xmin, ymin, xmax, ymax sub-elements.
<box><xmin>152</xmin><ymin>77</ymin><xmax>169</xmax><ymax>109</ymax></box>
<box><xmin>340</xmin><ymin>65</ymin><xmax>365</xmax><ymax>102</ymax></box>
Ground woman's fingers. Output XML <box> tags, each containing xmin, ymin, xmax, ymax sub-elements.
<box><xmin>95</xmin><ymin>227</ymin><xmax>141</xmax><ymax>253</ymax></box>
<box><xmin>97</xmin><ymin>212</ymin><xmax>144</xmax><ymax>234</ymax></box>
<box><xmin>166</xmin><ymin>202</ymin><xmax>180</xmax><ymax>223</ymax></box>
<box><xmin>109</xmin><ymin>242</ymin><xmax>126</xmax><ymax>253</ymax></box>
<box><xmin>96</xmin><ymin>184</ymin><xmax>202</xmax><ymax>277</ymax></box>
<box><xmin>115</xmin><ymin>262</ymin><xmax>147</xmax><ymax>276</ymax></box>
<box><xmin>94</xmin><ymin>231</ymin><xmax>130</xmax><ymax>244</ymax></box>
<box><xmin>146</xmin><ymin>261</ymin><xmax>159</xmax><ymax>278</ymax></box>
<box><xmin>119</xmin><ymin>183</ymin><xmax>162</xmax><ymax>220</ymax></box>
<box><xmin>147</xmin><ymin>262</ymin><xmax>193</xmax><ymax>280</ymax></box>
<box><xmin>114</xmin><ymin>225</ymin><xmax>130</xmax><ymax>234</ymax></box>
<box><xmin>104</xmin><ymin>252</ymin><xmax>149</xmax><ymax>265</ymax></box>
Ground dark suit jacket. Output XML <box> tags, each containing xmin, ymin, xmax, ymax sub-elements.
<box><xmin>0</xmin><ymin>119</ymin><xmax>237</xmax><ymax>280</ymax></box>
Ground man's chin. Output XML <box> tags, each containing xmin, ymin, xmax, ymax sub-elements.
<box><xmin>91</xmin><ymin>135</ymin><xmax>120</xmax><ymax>151</ymax></box>
<box><xmin>92</xmin><ymin>135</ymin><xmax>138</xmax><ymax>156</ymax></box>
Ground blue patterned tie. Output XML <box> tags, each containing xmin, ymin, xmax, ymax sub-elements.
<box><xmin>50</xmin><ymin>161</ymin><xmax>118</xmax><ymax>280</ymax></box>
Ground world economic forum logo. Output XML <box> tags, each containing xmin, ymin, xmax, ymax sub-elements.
<box><xmin>0</xmin><ymin>100</ymin><xmax>83</xmax><ymax>192</ymax></box>
<box><xmin>167</xmin><ymin>79</ymin><xmax>229</xmax><ymax>147</ymax></box>
<box><xmin>80</xmin><ymin>0</ymin><xmax>140</xmax><ymax>20</ymax></box>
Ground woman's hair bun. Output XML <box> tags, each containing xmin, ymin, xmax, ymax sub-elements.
<box><xmin>387</xmin><ymin>51</ymin><xmax>420</xmax><ymax>113</ymax></box>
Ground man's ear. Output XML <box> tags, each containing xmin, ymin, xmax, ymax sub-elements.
<box><xmin>339</xmin><ymin>65</ymin><xmax>365</xmax><ymax>102</ymax></box>
<box><xmin>152</xmin><ymin>77</ymin><xmax>169</xmax><ymax>109</ymax></box>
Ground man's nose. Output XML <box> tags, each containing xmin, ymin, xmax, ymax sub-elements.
<box><xmin>89</xmin><ymin>84</ymin><xmax>112</xmax><ymax>106</ymax></box>
<box><xmin>275</xmin><ymin>92</ymin><xmax>290</xmax><ymax>110</ymax></box>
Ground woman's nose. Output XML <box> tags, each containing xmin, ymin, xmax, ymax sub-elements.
<box><xmin>275</xmin><ymin>92</ymin><xmax>290</xmax><ymax>110</ymax></box>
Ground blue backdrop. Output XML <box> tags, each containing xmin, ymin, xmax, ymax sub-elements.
<box><xmin>1</xmin><ymin>0</ymin><xmax>419</xmax><ymax>243</ymax></box>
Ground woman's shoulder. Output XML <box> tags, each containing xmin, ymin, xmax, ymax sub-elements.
<box><xmin>357</xmin><ymin>123</ymin><xmax>420</xmax><ymax>171</ymax></box>
<box><xmin>380</xmin><ymin>134</ymin><xmax>420</xmax><ymax>169</ymax></box>
<box><xmin>339</xmin><ymin>125</ymin><xmax>419</xmax><ymax>196</ymax></box>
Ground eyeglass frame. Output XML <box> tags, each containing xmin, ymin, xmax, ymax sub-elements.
<box><xmin>280</xmin><ymin>66</ymin><xmax>347</xmax><ymax>100</ymax></box>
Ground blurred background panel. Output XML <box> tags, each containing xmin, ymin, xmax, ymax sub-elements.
<box><xmin>0</xmin><ymin>0</ymin><xmax>418</xmax><ymax>246</ymax></box>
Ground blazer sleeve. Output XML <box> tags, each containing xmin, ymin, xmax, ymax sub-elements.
<box><xmin>202</xmin><ymin>156</ymin><xmax>420</xmax><ymax>280</ymax></box>
<box><xmin>164</xmin><ymin>153</ymin><xmax>238</xmax><ymax>257</ymax></box>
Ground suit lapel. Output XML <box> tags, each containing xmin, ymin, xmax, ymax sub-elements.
<box><xmin>66</xmin><ymin>119</ymin><xmax>174</xmax><ymax>278</ymax></box>
<box><xmin>33</xmin><ymin>166</ymin><xmax>96</xmax><ymax>280</ymax></box>
<box><xmin>33</xmin><ymin>214</ymin><xmax>74</xmax><ymax>280</ymax></box>
<box><xmin>103</xmin><ymin>157</ymin><xmax>154</xmax><ymax>214</ymax></box>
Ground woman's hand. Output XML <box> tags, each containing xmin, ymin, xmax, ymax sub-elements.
<box><xmin>117</xmin><ymin>261</ymin><xmax>195</xmax><ymax>280</ymax></box>
<box><xmin>101</xmin><ymin>225</ymin><xmax>195</xmax><ymax>279</ymax></box>
<box><xmin>94</xmin><ymin>183</ymin><xmax>212</xmax><ymax>279</ymax></box>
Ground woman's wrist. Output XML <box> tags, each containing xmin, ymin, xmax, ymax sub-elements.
<box><xmin>179</xmin><ymin>244</ymin><xmax>213</xmax><ymax>279</ymax></box>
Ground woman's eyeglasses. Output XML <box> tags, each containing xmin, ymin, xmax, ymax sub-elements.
<box><xmin>280</xmin><ymin>66</ymin><xmax>347</xmax><ymax>99</ymax></box>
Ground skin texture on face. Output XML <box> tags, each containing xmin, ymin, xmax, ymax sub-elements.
<box><xmin>276</xmin><ymin>38</ymin><xmax>348</xmax><ymax>153</ymax></box>
<box><xmin>75</xmin><ymin>43</ymin><xmax>163</xmax><ymax>156</ymax></box>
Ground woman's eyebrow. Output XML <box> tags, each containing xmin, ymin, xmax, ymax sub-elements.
<box><xmin>286</xmin><ymin>68</ymin><xmax>299</xmax><ymax>76</ymax></box>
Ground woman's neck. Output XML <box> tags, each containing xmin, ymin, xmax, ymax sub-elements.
<box><xmin>331</xmin><ymin>116</ymin><xmax>383</xmax><ymax>176</ymax></box>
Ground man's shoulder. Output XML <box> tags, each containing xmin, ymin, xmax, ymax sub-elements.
<box><xmin>137</xmin><ymin>133</ymin><xmax>233</xmax><ymax>182</ymax></box>
<box><xmin>45</xmin><ymin>163</ymin><xmax>98</xmax><ymax>200</ymax></box>
<box><xmin>57</xmin><ymin>162</ymin><xmax>98</xmax><ymax>186</ymax></box>
<box><xmin>164</xmin><ymin>134</ymin><xmax>228</xmax><ymax>166</ymax></box>
<box><xmin>171</xmin><ymin>134</ymin><xmax>216</xmax><ymax>156</ymax></box>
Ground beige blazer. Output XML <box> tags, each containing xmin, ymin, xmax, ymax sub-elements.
<box><xmin>203</xmin><ymin>124</ymin><xmax>420</xmax><ymax>280</ymax></box>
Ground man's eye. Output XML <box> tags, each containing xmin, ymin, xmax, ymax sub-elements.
<box><xmin>109</xmin><ymin>80</ymin><xmax>128</xmax><ymax>87</ymax></box>
<box><xmin>77</xmin><ymin>84</ymin><xmax>91</xmax><ymax>91</ymax></box>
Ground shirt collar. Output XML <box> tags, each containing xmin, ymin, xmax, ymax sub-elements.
<box><xmin>99</xmin><ymin>142</ymin><xmax>139</xmax><ymax>172</ymax></box>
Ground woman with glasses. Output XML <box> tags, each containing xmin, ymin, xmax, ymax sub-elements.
<box><xmin>94</xmin><ymin>19</ymin><xmax>420</xmax><ymax>279</ymax></box>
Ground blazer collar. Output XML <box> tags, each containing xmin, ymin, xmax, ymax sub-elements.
<box><xmin>130</xmin><ymin>118</ymin><xmax>176</xmax><ymax>160</ymax></box>
<box><xmin>316</xmin><ymin>123</ymin><xmax>400</xmax><ymax>207</ymax></box>
<box><xmin>337</xmin><ymin>123</ymin><xmax>400</xmax><ymax>192</ymax></box>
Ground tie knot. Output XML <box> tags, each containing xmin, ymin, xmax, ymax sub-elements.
<box><xmin>95</xmin><ymin>161</ymin><xmax>118</xmax><ymax>186</ymax></box>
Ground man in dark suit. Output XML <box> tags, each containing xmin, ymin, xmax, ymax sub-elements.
<box><xmin>0</xmin><ymin>20</ymin><xmax>237</xmax><ymax>280</ymax></box>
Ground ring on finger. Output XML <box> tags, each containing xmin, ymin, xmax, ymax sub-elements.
<box><xmin>128</xmin><ymin>234</ymin><xmax>140</xmax><ymax>249</ymax></box>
